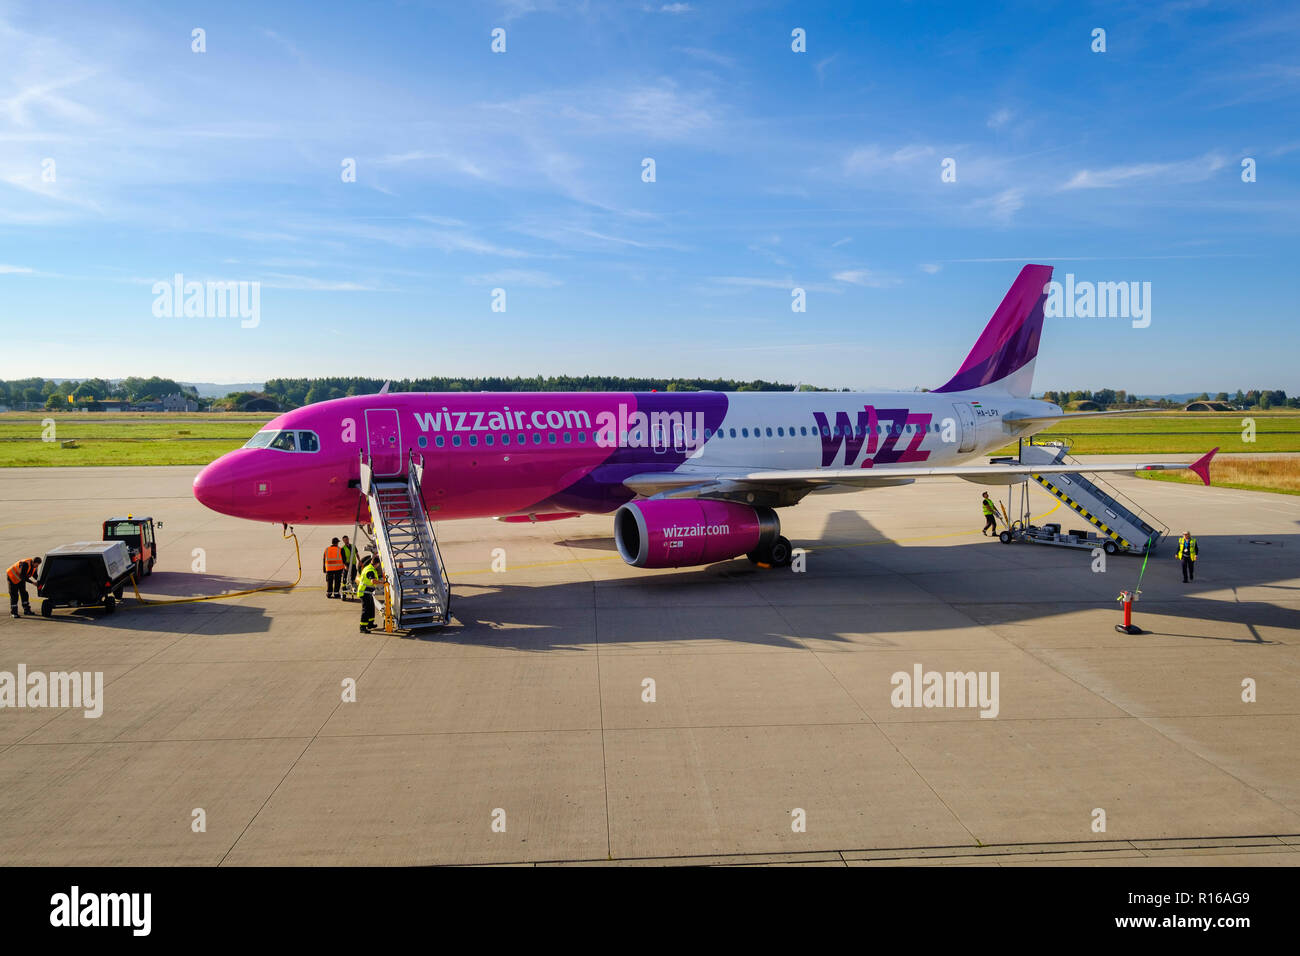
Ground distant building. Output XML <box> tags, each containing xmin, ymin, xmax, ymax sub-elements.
<box><xmin>126</xmin><ymin>393</ymin><xmax>197</xmax><ymax>412</ymax></box>
<box><xmin>162</xmin><ymin>392</ymin><xmax>198</xmax><ymax>412</ymax></box>
<box><xmin>1183</xmin><ymin>401</ymin><xmax>1234</xmax><ymax>412</ymax></box>
<box><xmin>238</xmin><ymin>396</ymin><xmax>279</xmax><ymax>412</ymax></box>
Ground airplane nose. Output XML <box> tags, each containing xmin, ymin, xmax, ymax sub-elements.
<box><xmin>193</xmin><ymin>460</ymin><xmax>234</xmax><ymax>512</ymax></box>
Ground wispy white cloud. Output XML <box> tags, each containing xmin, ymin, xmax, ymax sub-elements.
<box><xmin>919</xmin><ymin>263</ymin><xmax>942</xmax><ymax>274</ymax></box>
<box><xmin>375</xmin><ymin>151</ymin><xmax>490</xmax><ymax>179</ymax></box>
<box><xmin>674</xmin><ymin>46</ymin><xmax>734</xmax><ymax>68</ymax></box>
<box><xmin>833</xmin><ymin>269</ymin><xmax>901</xmax><ymax>288</ymax></box>
<box><xmin>277</xmin><ymin>219</ymin><xmax>543</xmax><ymax>258</ymax></box>
<box><xmin>986</xmin><ymin>107</ymin><xmax>1013</xmax><ymax>130</ymax></box>
<box><xmin>970</xmin><ymin>187</ymin><xmax>1025</xmax><ymax>223</ymax></box>
<box><xmin>815</xmin><ymin>54</ymin><xmax>839</xmax><ymax>82</ymax></box>
<box><xmin>0</xmin><ymin>263</ymin><xmax>35</xmax><ymax>274</ymax></box>
<box><xmin>0</xmin><ymin>70</ymin><xmax>101</xmax><ymax>128</ymax></box>
<box><xmin>464</xmin><ymin>269</ymin><xmax>562</xmax><ymax>287</ymax></box>
<box><xmin>487</xmin><ymin>80</ymin><xmax>716</xmax><ymax>140</ymax></box>
<box><xmin>709</xmin><ymin>276</ymin><xmax>841</xmax><ymax>294</ymax></box>
<box><xmin>1061</xmin><ymin>153</ymin><xmax>1227</xmax><ymax>189</ymax></box>
<box><xmin>712</xmin><ymin>276</ymin><xmax>799</xmax><ymax>289</ymax></box>
<box><xmin>842</xmin><ymin>144</ymin><xmax>937</xmax><ymax>177</ymax></box>
<box><xmin>259</xmin><ymin>273</ymin><xmax>378</xmax><ymax>292</ymax></box>
<box><xmin>747</xmin><ymin>235</ymin><xmax>788</xmax><ymax>267</ymax></box>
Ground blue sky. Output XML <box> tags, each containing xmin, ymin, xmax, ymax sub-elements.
<box><xmin>1</xmin><ymin>0</ymin><xmax>1297</xmax><ymax>393</ymax></box>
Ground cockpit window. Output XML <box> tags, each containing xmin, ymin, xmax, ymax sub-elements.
<box><xmin>244</xmin><ymin>429</ymin><xmax>320</xmax><ymax>452</ymax></box>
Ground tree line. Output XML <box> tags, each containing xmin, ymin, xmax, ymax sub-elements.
<box><xmin>1038</xmin><ymin>388</ymin><xmax>1298</xmax><ymax>409</ymax></box>
<box><xmin>244</xmin><ymin>376</ymin><xmax>815</xmax><ymax>411</ymax></box>
<box><xmin>5</xmin><ymin>377</ymin><xmax>1296</xmax><ymax>413</ymax></box>
<box><xmin>0</xmin><ymin>378</ymin><xmax>197</xmax><ymax>409</ymax></box>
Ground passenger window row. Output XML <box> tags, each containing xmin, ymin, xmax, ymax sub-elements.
<box><xmin>709</xmin><ymin>422</ymin><xmax>937</xmax><ymax>439</ymax></box>
<box><xmin>421</xmin><ymin>421</ymin><xmax>939</xmax><ymax>449</ymax></box>
<box><xmin>427</xmin><ymin>431</ymin><xmax>590</xmax><ymax>449</ymax></box>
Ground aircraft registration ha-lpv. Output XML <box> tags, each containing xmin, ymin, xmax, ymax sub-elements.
<box><xmin>194</xmin><ymin>264</ymin><xmax>1216</xmax><ymax>569</ymax></box>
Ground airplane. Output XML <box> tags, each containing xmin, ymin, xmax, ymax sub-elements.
<box><xmin>193</xmin><ymin>263</ymin><xmax>1216</xmax><ymax>569</ymax></box>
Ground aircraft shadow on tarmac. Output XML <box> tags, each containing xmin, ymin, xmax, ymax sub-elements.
<box><xmin>554</xmin><ymin>536</ymin><xmax>617</xmax><ymax>551</ymax></box>
<box><xmin>25</xmin><ymin>571</ymin><xmax>279</xmax><ymax>635</ymax></box>
<box><xmin>135</xmin><ymin>571</ymin><xmax>291</xmax><ymax>598</ymax></box>
<box><xmin>22</xmin><ymin>601</ymin><xmax>273</xmax><ymax>635</ymax></box>
<box><xmin>421</xmin><ymin>508</ymin><xmax>1300</xmax><ymax>650</ymax></box>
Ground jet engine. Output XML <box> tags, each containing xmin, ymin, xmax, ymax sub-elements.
<box><xmin>614</xmin><ymin>498</ymin><xmax>790</xmax><ymax>568</ymax></box>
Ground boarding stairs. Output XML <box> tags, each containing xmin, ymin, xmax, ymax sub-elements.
<box><xmin>355</xmin><ymin>451</ymin><xmax>451</xmax><ymax>630</ymax></box>
<box><xmin>1018</xmin><ymin>440</ymin><xmax>1168</xmax><ymax>554</ymax></box>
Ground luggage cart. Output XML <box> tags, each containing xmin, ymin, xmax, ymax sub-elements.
<box><xmin>35</xmin><ymin>541</ymin><xmax>136</xmax><ymax>616</ymax></box>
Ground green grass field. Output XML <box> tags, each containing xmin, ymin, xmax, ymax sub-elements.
<box><xmin>1137</xmin><ymin>455</ymin><xmax>1300</xmax><ymax>496</ymax></box>
<box><xmin>991</xmin><ymin>411</ymin><xmax>1300</xmax><ymax>456</ymax></box>
<box><xmin>0</xmin><ymin>413</ymin><xmax>272</xmax><ymax>467</ymax></box>
<box><xmin>2</xmin><ymin>409</ymin><xmax>1298</xmax><ymax>471</ymax></box>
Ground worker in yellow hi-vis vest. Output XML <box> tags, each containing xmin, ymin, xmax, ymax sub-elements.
<box><xmin>1176</xmin><ymin>531</ymin><xmax>1198</xmax><ymax>583</ymax></box>
<box><xmin>356</xmin><ymin>556</ymin><xmax>380</xmax><ymax>633</ymax></box>
<box><xmin>980</xmin><ymin>493</ymin><xmax>998</xmax><ymax>536</ymax></box>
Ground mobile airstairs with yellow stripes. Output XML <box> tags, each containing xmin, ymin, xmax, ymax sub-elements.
<box><xmin>351</xmin><ymin>451</ymin><xmax>451</xmax><ymax>630</ymax></box>
<box><xmin>999</xmin><ymin>440</ymin><xmax>1168</xmax><ymax>556</ymax></box>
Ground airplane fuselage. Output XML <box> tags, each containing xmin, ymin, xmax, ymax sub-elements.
<box><xmin>193</xmin><ymin>390</ymin><xmax>1060</xmax><ymax>525</ymax></box>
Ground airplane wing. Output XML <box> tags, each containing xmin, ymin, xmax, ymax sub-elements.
<box><xmin>1003</xmin><ymin>407</ymin><xmax>1166</xmax><ymax>426</ymax></box>
<box><xmin>623</xmin><ymin>448</ymin><xmax>1218</xmax><ymax>499</ymax></box>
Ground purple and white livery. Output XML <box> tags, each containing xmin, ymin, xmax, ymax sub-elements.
<box><xmin>194</xmin><ymin>265</ymin><xmax>1215</xmax><ymax>569</ymax></box>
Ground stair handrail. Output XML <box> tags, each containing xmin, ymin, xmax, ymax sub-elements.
<box><xmin>1020</xmin><ymin>440</ymin><xmax>1169</xmax><ymax>548</ymax></box>
<box><xmin>362</xmin><ymin>454</ymin><xmax>402</xmax><ymax>627</ymax></box>
<box><xmin>1058</xmin><ymin>451</ymin><xmax>1170</xmax><ymax>540</ymax></box>
<box><xmin>407</xmin><ymin>451</ymin><xmax>450</xmax><ymax>624</ymax></box>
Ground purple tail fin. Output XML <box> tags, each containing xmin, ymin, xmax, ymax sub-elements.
<box><xmin>932</xmin><ymin>264</ymin><xmax>1053</xmax><ymax>397</ymax></box>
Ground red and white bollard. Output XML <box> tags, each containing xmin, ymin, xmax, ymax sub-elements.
<box><xmin>1115</xmin><ymin>589</ymin><xmax>1143</xmax><ymax>635</ymax></box>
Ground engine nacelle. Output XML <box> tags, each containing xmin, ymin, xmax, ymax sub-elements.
<box><xmin>614</xmin><ymin>499</ymin><xmax>779</xmax><ymax>568</ymax></box>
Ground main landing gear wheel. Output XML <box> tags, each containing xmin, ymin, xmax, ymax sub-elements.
<box><xmin>41</xmin><ymin>599</ymin><xmax>53</xmax><ymax>618</ymax></box>
<box><xmin>748</xmin><ymin>535</ymin><xmax>794</xmax><ymax>568</ymax></box>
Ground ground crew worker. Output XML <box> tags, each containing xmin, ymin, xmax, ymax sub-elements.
<box><xmin>1177</xmin><ymin>531</ymin><xmax>1199</xmax><ymax>583</ymax></box>
<box><xmin>323</xmin><ymin>537</ymin><xmax>346</xmax><ymax>598</ymax></box>
<box><xmin>340</xmin><ymin>536</ymin><xmax>355</xmax><ymax>575</ymax></box>
<box><xmin>7</xmin><ymin>556</ymin><xmax>42</xmax><ymax>618</ymax></box>
<box><xmin>356</xmin><ymin>556</ymin><xmax>380</xmax><ymax>633</ymax></box>
<box><xmin>981</xmin><ymin>493</ymin><xmax>998</xmax><ymax>536</ymax></box>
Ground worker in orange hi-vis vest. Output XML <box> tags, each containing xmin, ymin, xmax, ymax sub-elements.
<box><xmin>323</xmin><ymin>538</ymin><xmax>346</xmax><ymax>599</ymax></box>
<box><xmin>7</xmin><ymin>555</ymin><xmax>42</xmax><ymax>618</ymax></box>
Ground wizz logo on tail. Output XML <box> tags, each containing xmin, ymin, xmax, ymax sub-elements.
<box><xmin>813</xmin><ymin>406</ymin><xmax>933</xmax><ymax>468</ymax></box>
